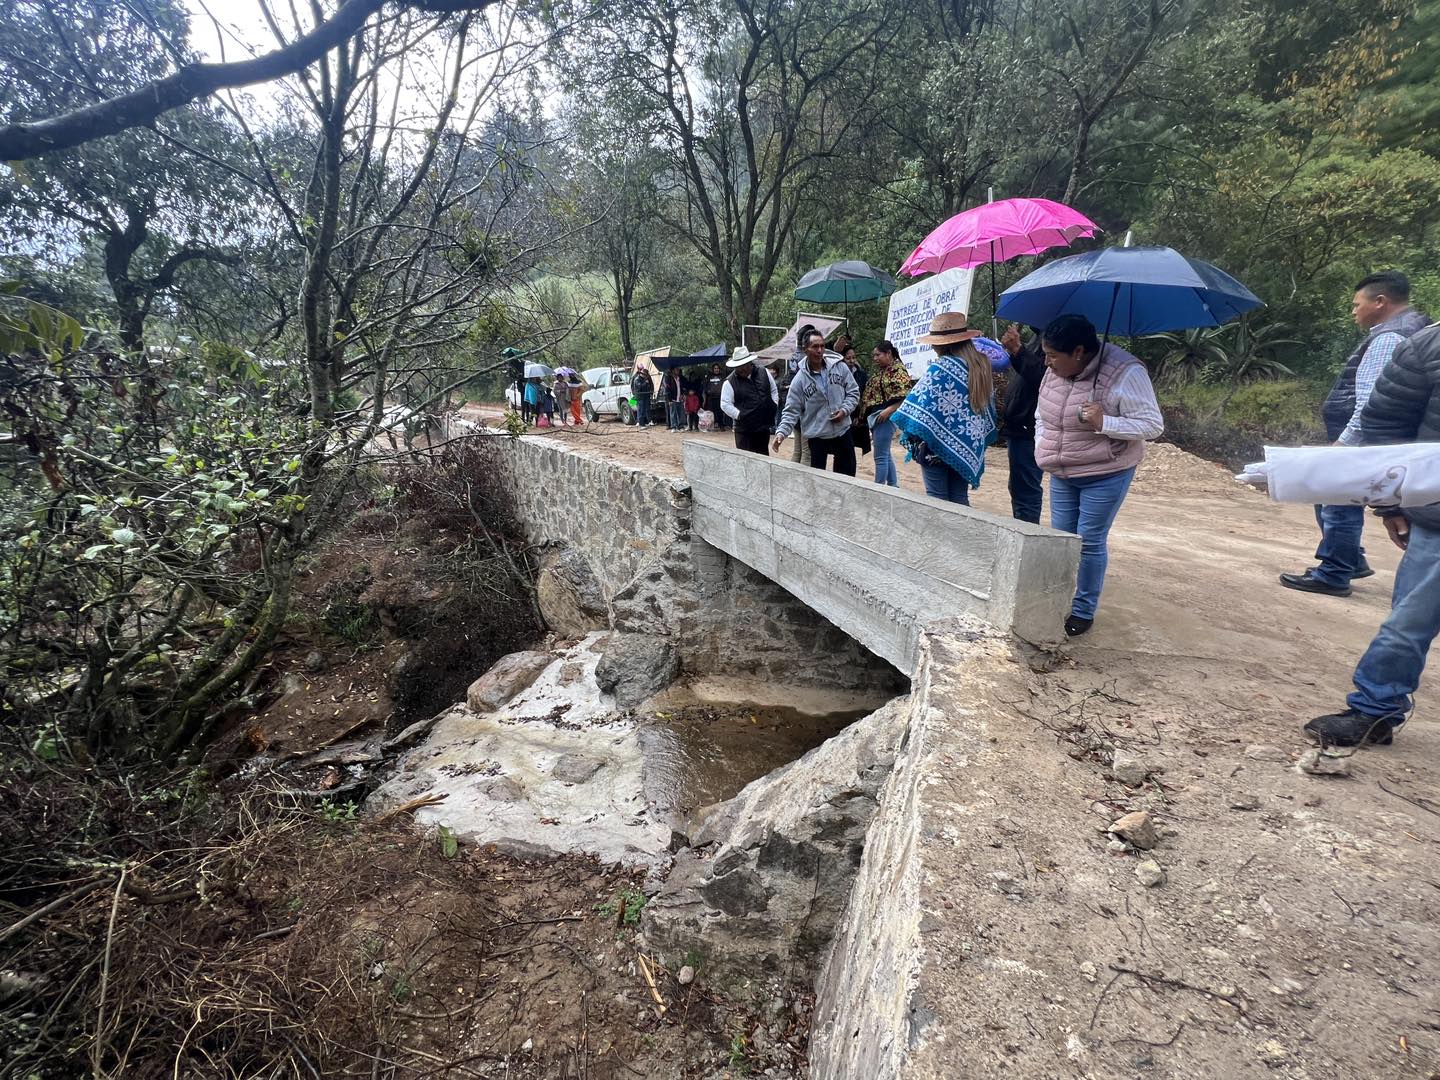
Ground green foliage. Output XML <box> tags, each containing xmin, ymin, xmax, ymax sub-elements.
<box><xmin>1145</xmin><ymin>318</ymin><xmax>1300</xmax><ymax>389</ymax></box>
<box><xmin>0</xmin><ymin>303</ymin><xmax>316</xmax><ymax>752</ymax></box>
<box><xmin>728</xmin><ymin>1032</ymin><xmax>752</xmax><ymax>1074</ymax></box>
<box><xmin>596</xmin><ymin>885</ymin><xmax>648</xmax><ymax>926</ymax></box>
<box><xmin>317</xmin><ymin>798</ymin><xmax>358</xmax><ymax>825</ymax></box>
<box><xmin>1161</xmin><ymin>378</ymin><xmax>1326</xmax><ymax>467</ymax></box>
<box><xmin>437</xmin><ymin>825</ymin><xmax>459</xmax><ymax>859</ymax></box>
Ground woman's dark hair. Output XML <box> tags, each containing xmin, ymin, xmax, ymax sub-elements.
<box><xmin>875</xmin><ymin>339</ymin><xmax>901</xmax><ymax>359</ymax></box>
<box><xmin>1042</xmin><ymin>314</ymin><xmax>1100</xmax><ymax>355</ymax></box>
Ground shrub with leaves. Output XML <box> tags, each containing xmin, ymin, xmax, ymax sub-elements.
<box><xmin>0</xmin><ymin>295</ymin><xmax>322</xmax><ymax>754</ymax></box>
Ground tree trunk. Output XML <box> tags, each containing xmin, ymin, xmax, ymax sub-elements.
<box><xmin>1062</xmin><ymin>114</ymin><xmax>1094</xmax><ymax>206</ymax></box>
<box><xmin>103</xmin><ymin>214</ymin><xmax>150</xmax><ymax>351</ymax></box>
<box><xmin>614</xmin><ymin>266</ymin><xmax>635</xmax><ymax>362</ymax></box>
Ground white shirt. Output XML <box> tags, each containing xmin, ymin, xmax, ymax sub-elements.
<box><xmin>1034</xmin><ymin>364</ymin><xmax>1164</xmax><ymax>444</ymax></box>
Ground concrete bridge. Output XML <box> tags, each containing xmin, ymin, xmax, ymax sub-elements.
<box><xmin>683</xmin><ymin>442</ymin><xmax>1081</xmax><ymax>670</ymax></box>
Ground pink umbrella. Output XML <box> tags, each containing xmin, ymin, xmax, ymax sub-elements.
<box><xmin>899</xmin><ymin>198</ymin><xmax>1100</xmax><ymax>277</ymax></box>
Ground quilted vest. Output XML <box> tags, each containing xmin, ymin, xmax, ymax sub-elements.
<box><xmin>1035</xmin><ymin>344</ymin><xmax>1148</xmax><ymax>480</ymax></box>
<box><xmin>1319</xmin><ymin>308</ymin><xmax>1430</xmax><ymax>441</ymax></box>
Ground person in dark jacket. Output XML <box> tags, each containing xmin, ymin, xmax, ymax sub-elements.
<box><xmin>1306</xmin><ymin>319</ymin><xmax>1440</xmax><ymax>748</ymax></box>
<box><xmin>720</xmin><ymin>346</ymin><xmax>778</xmax><ymax>454</ymax></box>
<box><xmin>1282</xmin><ymin>271</ymin><xmax>1430</xmax><ymax>596</ymax></box>
<box><xmin>662</xmin><ymin>368</ymin><xmax>686</xmax><ymax>431</ymax></box>
<box><xmin>630</xmin><ymin>365</ymin><xmax>655</xmax><ymax>428</ymax></box>
<box><xmin>999</xmin><ymin>323</ymin><xmax>1047</xmax><ymax>523</ymax></box>
<box><xmin>705</xmin><ymin>364</ymin><xmax>729</xmax><ymax>430</ymax></box>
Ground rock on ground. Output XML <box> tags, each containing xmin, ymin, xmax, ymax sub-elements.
<box><xmin>642</xmin><ymin>696</ymin><xmax>907</xmax><ymax>980</ymax></box>
<box><xmin>1297</xmin><ymin>747</ymin><xmax>1354</xmax><ymax>777</ymax></box>
<box><xmin>536</xmin><ymin>547</ymin><xmax>609</xmax><ymax>638</ymax></box>
<box><xmin>1108</xmin><ymin>810</ymin><xmax>1158</xmax><ymax>850</ymax></box>
<box><xmin>466</xmin><ymin>650</ymin><xmax>556</xmax><ymax>712</ymax></box>
<box><xmin>595</xmin><ymin>633</ymin><xmax>680</xmax><ymax>709</ymax></box>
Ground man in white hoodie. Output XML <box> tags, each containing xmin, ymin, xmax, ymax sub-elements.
<box><xmin>771</xmin><ymin>329</ymin><xmax>860</xmax><ymax>475</ymax></box>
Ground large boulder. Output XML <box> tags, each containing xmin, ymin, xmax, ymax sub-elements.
<box><xmin>466</xmin><ymin>650</ymin><xmax>555</xmax><ymax>712</ymax></box>
<box><xmin>594</xmin><ymin>633</ymin><xmax>679</xmax><ymax>708</ymax></box>
<box><xmin>536</xmin><ymin>548</ymin><xmax>609</xmax><ymax>638</ymax></box>
<box><xmin>642</xmin><ymin>696</ymin><xmax>908</xmax><ymax>980</ymax></box>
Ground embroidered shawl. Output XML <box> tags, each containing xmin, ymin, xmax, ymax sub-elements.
<box><xmin>892</xmin><ymin>351</ymin><xmax>997</xmax><ymax>486</ymax></box>
<box><xmin>860</xmin><ymin>361</ymin><xmax>914</xmax><ymax>415</ymax></box>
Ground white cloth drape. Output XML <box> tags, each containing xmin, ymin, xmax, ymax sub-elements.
<box><xmin>1237</xmin><ymin>443</ymin><xmax>1440</xmax><ymax>507</ymax></box>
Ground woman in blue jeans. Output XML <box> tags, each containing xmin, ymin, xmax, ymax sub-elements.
<box><xmin>892</xmin><ymin>313</ymin><xmax>997</xmax><ymax>504</ymax></box>
<box><xmin>860</xmin><ymin>340</ymin><xmax>913</xmax><ymax>486</ymax></box>
<box><xmin>1034</xmin><ymin>315</ymin><xmax>1164</xmax><ymax>637</ymax></box>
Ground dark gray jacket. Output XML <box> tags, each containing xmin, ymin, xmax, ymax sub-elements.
<box><xmin>1359</xmin><ymin>322</ymin><xmax>1440</xmax><ymax>530</ymax></box>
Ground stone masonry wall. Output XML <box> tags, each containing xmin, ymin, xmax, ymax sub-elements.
<box><xmin>492</xmin><ymin>434</ymin><xmax>904</xmax><ymax>692</ymax></box>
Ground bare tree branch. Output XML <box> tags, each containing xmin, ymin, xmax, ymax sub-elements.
<box><xmin>0</xmin><ymin>0</ymin><xmax>501</xmax><ymax>161</ymax></box>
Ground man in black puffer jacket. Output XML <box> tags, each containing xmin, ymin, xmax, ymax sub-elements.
<box><xmin>1306</xmin><ymin>319</ymin><xmax>1440</xmax><ymax>748</ymax></box>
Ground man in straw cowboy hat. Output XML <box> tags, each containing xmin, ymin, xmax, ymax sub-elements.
<box><xmin>720</xmin><ymin>345</ymin><xmax>779</xmax><ymax>455</ymax></box>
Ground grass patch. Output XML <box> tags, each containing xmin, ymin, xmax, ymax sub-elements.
<box><xmin>1160</xmin><ymin>379</ymin><xmax>1326</xmax><ymax>469</ymax></box>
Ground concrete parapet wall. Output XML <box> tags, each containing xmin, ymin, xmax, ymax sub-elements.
<box><xmin>683</xmin><ymin>443</ymin><xmax>1080</xmax><ymax>669</ymax></box>
<box><xmin>492</xmin><ymin>435</ymin><xmax>903</xmax><ymax>691</ymax></box>
<box><xmin>812</xmin><ymin>622</ymin><xmax>1036</xmax><ymax>1077</ymax></box>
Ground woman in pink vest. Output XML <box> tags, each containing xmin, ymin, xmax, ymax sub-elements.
<box><xmin>1036</xmin><ymin>314</ymin><xmax>1164</xmax><ymax>638</ymax></box>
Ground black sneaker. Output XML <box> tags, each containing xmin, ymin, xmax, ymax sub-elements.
<box><xmin>1279</xmin><ymin>571</ymin><xmax>1352</xmax><ymax>597</ymax></box>
<box><xmin>1064</xmin><ymin>615</ymin><xmax>1093</xmax><ymax>638</ymax></box>
<box><xmin>1303</xmin><ymin>709</ymin><xmax>1400</xmax><ymax>747</ymax></box>
<box><xmin>1353</xmin><ymin>561</ymin><xmax>1376</xmax><ymax>580</ymax></box>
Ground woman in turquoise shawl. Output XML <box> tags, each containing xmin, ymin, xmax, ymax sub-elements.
<box><xmin>893</xmin><ymin>312</ymin><xmax>997</xmax><ymax>505</ymax></box>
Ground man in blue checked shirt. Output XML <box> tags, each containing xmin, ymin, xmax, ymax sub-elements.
<box><xmin>1280</xmin><ymin>271</ymin><xmax>1430</xmax><ymax>597</ymax></box>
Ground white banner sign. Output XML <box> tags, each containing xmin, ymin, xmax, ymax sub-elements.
<box><xmin>884</xmin><ymin>267</ymin><xmax>975</xmax><ymax>377</ymax></box>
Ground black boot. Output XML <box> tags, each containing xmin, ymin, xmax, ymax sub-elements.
<box><xmin>1303</xmin><ymin>709</ymin><xmax>1401</xmax><ymax>747</ymax></box>
<box><xmin>1279</xmin><ymin>571</ymin><xmax>1352</xmax><ymax>597</ymax></box>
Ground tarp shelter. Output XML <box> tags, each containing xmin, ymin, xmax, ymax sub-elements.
<box><xmin>651</xmin><ymin>343</ymin><xmax>727</xmax><ymax>371</ymax></box>
<box><xmin>753</xmin><ymin>313</ymin><xmax>846</xmax><ymax>365</ymax></box>
<box><xmin>634</xmin><ymin>346</ymin><xmax>671</xmax><ymax>368</ymax></box>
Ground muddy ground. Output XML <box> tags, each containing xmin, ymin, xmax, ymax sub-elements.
<box><xmin>457</xmin><ymin>406</ymin><xmax>1440</xmax><ymax>1078</ymax></box>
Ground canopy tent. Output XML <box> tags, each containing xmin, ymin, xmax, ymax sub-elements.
<box><xmin>650</xmin><ymin>343</ymin><xmax>727</xmax><ymax>371</ymax></box>
<box><xmin>753</xmin><ymin>313</ymin><xmax>846</xmax><ymax>364</ymax></box>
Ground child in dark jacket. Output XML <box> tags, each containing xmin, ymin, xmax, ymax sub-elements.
<box><xmin>685</xmin><ymin>387</ymin><xmax>702</xmax><ymax>431</ymax></box>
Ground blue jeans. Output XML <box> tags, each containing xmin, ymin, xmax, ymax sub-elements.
<box><xmin>1312</xmin><ymin>504</ymin><xmax>1365</xmax><ymax>586</ymax></box>
<box><xmin>1008</xmin><ymin>436</ymin><xmax>1044</xmax><ymax>524</ymax></box>
<box><xmin>635</xmin><ymin>393</ymin><xmax>652</xmax><ymax>426</ymax></box>
<box><xmin>872</xmin><ymin>417</ymin><xmax>898</xmax><ymax>486</ymax></box>
<box><xmin>667</xmin><ymin>401</ymin><xmax>685</xmax><ymax>430</ymax></box>
<box><xmin>1049</xmin><ymin>468</ymin><xmax>1135</xmax><ymax>620</ymax></box>
<box><xmin>1348</xmin><ymin>521</ymin><xmax>1440</xmax><ymax>719</ymax></box>
<box><xmin>920</xmin><ymin>459</ymin><xmax>970</xmax><ymax>504</ymax></box>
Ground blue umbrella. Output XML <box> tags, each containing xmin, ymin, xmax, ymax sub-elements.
<box><xmin>996</xmin><ymin>246</ymin><xmax>1262</xmax><ymax>335</ymax></box>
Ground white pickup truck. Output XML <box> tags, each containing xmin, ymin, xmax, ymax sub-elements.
<box><xmin>578</xmin><ymin>366</ymin><xmax>639</xmax><ymax>424</ymax></box>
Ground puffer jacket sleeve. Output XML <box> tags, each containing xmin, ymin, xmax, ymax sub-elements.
<box><xmin>1359</xmin><ymin>326</ymin><xmax>1438</xmax><ymax>445</ymax></box>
